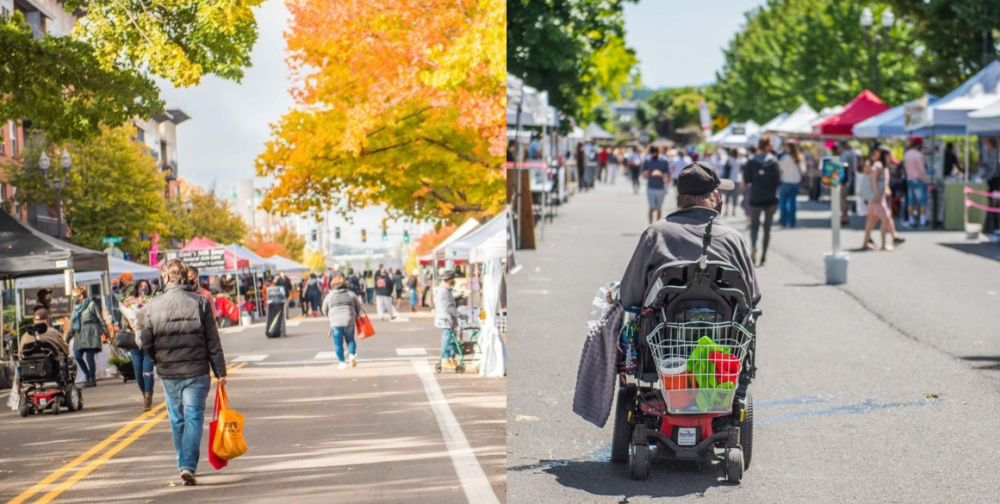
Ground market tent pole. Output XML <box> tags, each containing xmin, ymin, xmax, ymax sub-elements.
<box><xmin>235</xmin><ymin>273</ymin><xmax>243</xmax><ymax>325</ymax></box>
<box><xmin>0</xmin><ymin>279</ymin><xmax>5</xmax><ymax>360</ymax></box>
<box><xmin>965</xmin><ymin>130</ymin><xmax>970</xmax><ymax>230</ymax></box>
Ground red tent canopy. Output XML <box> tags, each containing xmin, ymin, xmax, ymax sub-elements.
<box><xmin>176</xmin><ymin>237</ymin><xmax>249</xmax><ymax>271</ymax></box>
<box><xmin>813</xmin><ymin>90</ymin><xmax>890</xmax><ymax>137</ymax></box>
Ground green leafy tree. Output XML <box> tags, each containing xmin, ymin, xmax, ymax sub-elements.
<box><xmin>716</xmin><ymin>0</ymin><xmax>922</xmax><ymax>122</ymax></box>
<box><xmin>1</xmin><ymin>0</ymin><xmax>262</xmax><ymax>142</ymax></box>
<box><xmin>184</xmin><ymin>186</ymin><xmax>249</xmax><ymax>246</ymax></box>
<box><xmin>0</xmin><ymin>13</ymin><xmax>161</xmax><ymax>143</ymax></box>
<box><xmin>885</xmin><ymin>0</ymin><xmax>1000</xmax><ymax>96</ymax></box>
<box><xmin>634</xmin><ymin>101</ymin><xmax>656</xmax><ymax>129</ymax></box>
<box><xmin>508</xmin><ymin>0</ymin><xmax>639</xmax><ymax>123</ymax></box>
<box><xmin>667</xmin><ymin>93</ymin><xmax>712</xmax><ymax>130</ymax></box>
<box><xmin>7</xmin><ymin>125</ymin><xmax>164</xmax><ymax>256</ymax></box>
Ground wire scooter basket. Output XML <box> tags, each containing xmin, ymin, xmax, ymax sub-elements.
<box><xmin>646</xmin><ymin>319</ymin><xmax>754</xmax><ymax>414</ymax></box>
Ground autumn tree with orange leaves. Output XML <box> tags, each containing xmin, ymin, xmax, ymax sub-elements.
<box><xmin>256</xmin><ymin>0</ymin><xmax>505</xmax><ymax>225</ymax></box>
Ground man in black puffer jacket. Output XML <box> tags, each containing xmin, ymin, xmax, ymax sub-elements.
<box><xmin>743</xmin><ymin>134</ymin><xmax>782</xmax><ymax>266</ymax></box>
<box><xmin>141</xmin><ymin>259</ymin><xmax>227</xmax><ymax>487</ymax></box>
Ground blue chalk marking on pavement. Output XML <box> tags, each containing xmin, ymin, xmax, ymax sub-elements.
<box><xmin>757</xmin><ymin>397</ymin><xmax>939</xmax><ymax>425</ymax></box>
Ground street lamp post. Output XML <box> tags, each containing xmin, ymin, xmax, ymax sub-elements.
<box><xmin>38</xmin><ymin>148</ymin><xmax>72</xmax><ymax>239</ymax></box>
<box><xmin>860</xmin><ymin>7</ymin><xmax>894</xmax><ymax>97</ymax></box>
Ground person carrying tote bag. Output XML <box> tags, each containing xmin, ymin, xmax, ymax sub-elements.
<box><xmin>321</xmin><ymin>276</ymin><xmax>363</xmax><ymax>370</ymax></box>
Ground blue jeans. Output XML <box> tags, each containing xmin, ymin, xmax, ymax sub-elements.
<box><xmin>129</xmin><ymin>349</ymin><xmax>155</xmax><ymax>393</ymax></box>
<box><xmin>74</xmin><ymin>349</ymin><xmax>96</xmax><ymax>381</ymax></box>
<box><xmin>441</xmin><ymin>328</ymin><xmax>457</xmax><ymax>360</ymax></box>
<box><xmin>408</xmin><ymin>288</ymin><xmax>418</xmax><ymax>308</ymax></box>
<box><xmin>161</xmin><ymin>374</ymin><xmax>211</xmax><ymax>472</ymax></box>
<box><xmin>907</xmin><ymin>179</ymin><xmax>928</xmax><ymax>208</ymax></box>
<box><xmin>331</xmin><ymin>325</ymin><xmax>357</xmax><ymax>363</ymax></box>
<box><xmin>779</xmin><ymin>182</ymin><xmax>801</xmax><ymax>227</ymax></box>
<box><xmin>366</xmin><ymin>289</ymin><xmax>374</xmax><ymax>304</ymax></box>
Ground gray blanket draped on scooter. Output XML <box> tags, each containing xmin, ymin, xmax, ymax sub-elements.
<box><xmin>572</xmin><ymin>304</ymin><xmax>623</xmax><ymax>428</ymax></box>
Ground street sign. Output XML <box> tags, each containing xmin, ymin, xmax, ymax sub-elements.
<box><xmin>102</xmin><ymin>236</ymin><xmax>122</xmax><ymax>244</ymax></box>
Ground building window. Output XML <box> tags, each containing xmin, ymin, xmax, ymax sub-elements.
<box><xmin>0</xmin><ymin>122</ymin><xmax>5</xmax><ymax>154</ymax></box>
<box><xmin>0</xmin><ymin>183</ymin><xmax>6</xmax><ymax>205</ymax></box>
<box><xmin>135</xmin><ymin>128</ymin><xmax>145</xmax><ymax>143</ymax></box>
<box><xmin>9</xmin><ymin>121</ymin><xmax>17</xmax><ymax>157</ymax></box>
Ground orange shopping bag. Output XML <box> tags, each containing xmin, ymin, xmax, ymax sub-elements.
<box><xmin>208</xmin><ymin>390</ymin><xmax>228</xmax><ymax>470</ymax></box>
<box><xmin>355</xmin><ymin>309</ymin><xmax>375</xmax><ymax>340</ymax></box>
<box><xmin>211</xmin><ymin>382</ymin><xmax>248</xmax><ymax>461</ymax></box>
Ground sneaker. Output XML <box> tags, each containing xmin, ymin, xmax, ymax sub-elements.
<box><xmin>349</xmin><ymin>355</ymin><xmax>358</xmax><ymax>368</ymax></box>
<box><xmin>903</xmin><ymin>219</ymin><xmax>913</xmax><ymax>229</ymax></box>
<box><xmin>893</xmin><ymin>237</ymin><xmax>906</xmax><ymax>246</ymax></box>
<box><xmin>337</xmin><ymin>362</ymin><xmax>348</xmax><ymax>370</ymax></box>
<box><xmin>180</xmin><ymin>469</ymin><xmax>197</xmax><ymax>486</ymax></box>
<box><xmin>919</xmin><ymin>215</ymin><xmax>927</xmax><ymax>227</ymax></box>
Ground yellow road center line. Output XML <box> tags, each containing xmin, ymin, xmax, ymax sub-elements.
<box><xmin>6</xmin><ymin>403</ymin><xmax>167</xmax><ymax>504</ymax></box>
<box><xmin>7</xmin><ymin>363</ymin><xmax>247</xmax><ymax>504</ymax></box>
<box><xmin>32</xmin><ymin>409</ymin><xmax>171</xmax><ymax>504</ymax></box>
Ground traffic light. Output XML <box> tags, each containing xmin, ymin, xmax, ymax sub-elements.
<box><xmin>381</xmin><ymin>227</ymin><xmax>388</xmax><ymax>242</ymax></box>
<box><xmin>335</xmin><ymin>226</ymin><xmax>341</xmax><ymax>240</ymax></box>
<box><xmin>311</xmin><ymin>229</ymin><xmax>317</xmax><ymax>242</ymax></box>
<box><xmin>361</xmin><ymin>229</ymin><xmax>367</xmax><ymax>243</ymax></box>
<box><xmin>403</xmin><ymin>230</ymin><xmax>410</xmax><ymax>243</ymax></box>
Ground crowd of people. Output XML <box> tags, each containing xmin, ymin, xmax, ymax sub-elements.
<box><xmin>291</xmin><ymin>265</ymin><xmax>429</xmax><ymax>321</ymax></box>
<box><xmin>575</xmin><ymin>132</ymin><xmax>1000</xmax><ymax>263</ymax></box>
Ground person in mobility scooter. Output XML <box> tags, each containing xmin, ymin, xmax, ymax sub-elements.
<box><xmin>16</xmin><ymin>309</ymin><xmax>84</xmax><ymax>417</ymax></box>
<box><xmin>615</xmin><ymin>162</ymin><xmax>761</xmax><ymax>483</ymax></box>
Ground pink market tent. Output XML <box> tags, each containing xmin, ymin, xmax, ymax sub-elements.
<box><xmin>181</xmin><ymin>236</ymin><xmax>220</xmax><ymax>251</ymax></box>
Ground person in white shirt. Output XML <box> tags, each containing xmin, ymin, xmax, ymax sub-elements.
<box><xmin>777</xmin><ymin>142</ymin><xmax>806</xmax><ymax>228</ymax></box>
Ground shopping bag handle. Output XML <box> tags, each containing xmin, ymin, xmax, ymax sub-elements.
<box><xmin>213</xmin><ymin>382</ymin><xmax>229</xmax><ymax>421</ymax></box>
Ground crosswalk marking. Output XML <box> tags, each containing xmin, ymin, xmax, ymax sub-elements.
<box><xmin>232</xmin><ymin>354</ymin><xmax>269</xmax><ymax>362</ymax></box>
<box><xmin>314</xmin><ymin>351</ymin><xmax>339</xmax><ymax>360</ymax></box>
<box><xmin>396</xmin><ymin>348</ymin><xmax>428</xmax><ymax>356</ymax></box>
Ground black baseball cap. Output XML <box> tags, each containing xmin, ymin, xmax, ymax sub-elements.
<box><xmin>677</xmin><ymin>161</ymin><xmax>735</xmax><ymax>195</ymax></box>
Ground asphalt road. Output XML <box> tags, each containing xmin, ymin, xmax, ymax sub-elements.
<box><xmin>0</xmin><ymin>308</ymin><xmax>506</xmax><ymax>504</ymax></box>
<box><xmin>508</xmin><ymin>179</ymin><xmax>1000</xmax><ymax>503</ymax></box>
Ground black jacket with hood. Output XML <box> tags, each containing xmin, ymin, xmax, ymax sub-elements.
<box><xmin>744</xmin><ymin>153</ymin><xmax>782</xmax><ymax>207</ymax></box>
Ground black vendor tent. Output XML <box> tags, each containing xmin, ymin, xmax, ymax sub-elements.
<box><xmin>0</xmin><ymin>210</ymin><xmax>109</xmax><ymax>279</ymax></box>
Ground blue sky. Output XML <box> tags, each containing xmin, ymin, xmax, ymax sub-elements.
<box><xmin>623</xmin><ymin>0</ymin><xmax>766</xmax><ymax>90</ymax></box>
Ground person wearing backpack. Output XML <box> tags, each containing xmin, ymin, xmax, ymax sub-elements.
<box><xmin>743</xmin><ymin>135</ymin><xmax>781</xmax><ymax>266</ymax></box>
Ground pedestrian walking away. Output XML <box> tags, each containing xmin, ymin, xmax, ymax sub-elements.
<box><xmin>392</xmin><ymin>268</ymin><xmax>405</xmax><ymax>307</ymax></box>
<box><xmin>140</xmin><ymin>259</ymin><xmax>227</xmax><ymax>487</ymax></box>
<box><xmin>598</xmin><ymin>147</ymin><xmax>610</xmax><ymax>184</ymax></box>
<box><xmin>121</xmin><ymin>279</ymin><xmax>157</xmax><ymax>410</ymax></box>
<box><xmin>902</xmin><ymin>137</ymin><xmax>930</xmax><ymax>228</ymax></box>
<box><xmin>628</xmin><ymin>145</ymin><xmax>643</xmax><ymax>194</ymax></box>
<box><xmin>721</xmin><ymin>147</ymin><xmax>742</xmax><ymax>216</ymax></box>
<box><xmin>642</xmin><ymin>146</ymin><xmax>672</xmax><ymax>224</ymax></box>
<box><xmin>406</xmin><ymin>271</ymin><xmax>419</xmax><ymax>312</ymax></box>
<box><xmin>778</xmin><ymin>141</ymin><xmax>805</xmax><ymax>228</ymax></box>
<box><xmin>374</xmin><ymin>266</ymin><xmax>396</xmax><ymax>320</ymax></box>
<box><xmin>67</xmin><ymin>286</ymin><xmax>109</xmax><ymax>388</ymax></box>
<box><xmin>305</xmin><ymin>273</ymin><xmax>322</xmax><ymax>317</ymax></box>
<box><xmin>321</xmin><ymin>275</ymin><xmax>363</xmax><ymax>370</ymax></box>
<box><xmin>365</xmin><ymin>271</ymin><xmax>376</xmax><ymax>305</ymax></box>
<box><xmin>434</xmin><ymin>271</ymin><xmax>461</xmax><ymax>369</ymax></box>
<box><xmin>744</xmin><ymin>135</ymin><xmax>781</xmax><ymax>266</ymax></box>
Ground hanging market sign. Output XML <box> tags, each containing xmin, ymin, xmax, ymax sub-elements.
<box><xmin>23</xmin><ymin>287</ymin><xmax>72</xmax><ymax>317</ymax></box>
<box><xmin>178</xmin><ymin>248</ymin><xmax>226</xmax><ymax>271</ymax></box>
<box><xmin>904</xmin><ymin>95</ymin><xmax>930</xmax><ymax>131</ymax></box>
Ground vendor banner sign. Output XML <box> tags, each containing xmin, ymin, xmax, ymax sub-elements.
<box><xmin>23</xmin><ymin>287</ymin><xmax>72</xmax><ymax>317</ymax></box>
<box><xmin>904</xmin><ymin>95</ymin><xmax>930</xmax><ymax>131</ymax></box>
<box><xmin>179</xmin><ymin>248</ymin><xmax>227</xmax><ymax>271</ymax></box>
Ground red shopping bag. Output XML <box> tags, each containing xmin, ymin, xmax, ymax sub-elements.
<box><xmin>355</xmin><ymin>309</ymin><xmax>375</xmax><ymax>340</ymax></box>
<box><xmin>208</xmin><ymin>387</ymin><xmax>228</xmax><ymax>470</ymax></box>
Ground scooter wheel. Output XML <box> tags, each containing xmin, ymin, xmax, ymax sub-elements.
<box><xmin>66</xmin><ymin>386</ymin><xmax>83</xmax><ymax>412</ymax></box>
<box><xmin>456</xmin><ymin>364</ymin><xmax>466</xmax><ymax>374</ymax></box>
<box><xmin>725</xmin><ymin>448</ymin><xmax>744</xmax><ymax>484</ymax></box>
<box><xmin>52</xmin><ymin>397</ymin><xmax>62</xmax><ymax>416</ymax></box>
<box><xmin>434</xmin><ymin>363</ymin><xmax>442</xmax><ymax>374</ymax></box>
<box><xmin>629</xmin><ymin>442</ymin><xmax>650</xmax><ymax>481</ymax></box>
<box><xmin>19</xmin><ymin>404</ymin><xmax>29</xmax><ymax>418</ymax></box>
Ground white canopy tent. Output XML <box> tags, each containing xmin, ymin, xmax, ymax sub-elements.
<box><xmin>769</xmin><ymin>103</ymin><xmax>819</xmax><ymax>135</ymax></box>
<box><xmin>760</xmin><ymin>112</ymin><xmax>789</xmax><ymax>132</ymax></box>
<box><xmin>709</xmin><ymin>120</ymin><xmax>761</xmax><ymax>147</ymax></box>
<box><xmin>910</xmin><ymin>60</ymin><xmax>1000</xmax><ymax>135</ymax></box>
<box><xmin>967</xmin><ymin>97</ymin><xmax>1000</xmax><ymax>135</ymax></box>
<box><xmin>268</xmin><ymin>255</ymin><xmax>311</xmax><ymax>274</ymax></box>
<box><xmin>443</xmin><ymin>213</ymin><xmax>507</xmax><ymax>263</ymax></box>
<box><xmin>15</xmin><ymin>256</ymin><xmax>159</xmax><ymax>289</ymax></box>
<box><xmin>585</xmin><ymin>122</ymin><xmax>615</xmax><ymax>141</ymax></box>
